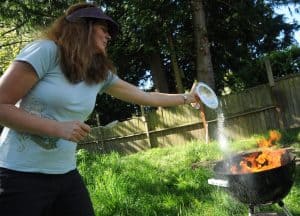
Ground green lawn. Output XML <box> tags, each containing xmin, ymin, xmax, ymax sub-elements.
<box><xmin>77</xmin><ymin>128</ymin><xmax>300</xmax><ymax>216</ymax></box>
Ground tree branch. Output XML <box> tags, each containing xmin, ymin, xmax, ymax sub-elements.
<box><xmin>1</xmin><ymin>21</ymin><xmax>27</xmax><ymax>36</ymax></box>
<box><xmin>0</xmin><ymin>40</ymin><xmax>31</xmax><ymax>49</ymax></box>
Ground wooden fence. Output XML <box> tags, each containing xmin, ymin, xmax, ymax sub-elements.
<box><xmin>79</xmin><ymin>73</ymin><xmax>300</xmax><ymax>154</ymax></box>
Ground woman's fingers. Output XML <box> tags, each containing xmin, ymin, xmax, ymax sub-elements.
<box><xmin>79</xmin><ymin>122</ymin><xmax>91</xmax><ymax>133</ymax></box>
<box><xmin>59</xmin><ymin>121</ymin><xmax>91</xmax><ymax>142</ymax></box>
<box><xmin>71</xmin><ymin>122</ymin><xmax>91</xmax><ymax>142</ymax></box>
<box><xmin>189</xmin><ymin>81</ymin><xmax>200</xmax><ymax>106</ymax></box>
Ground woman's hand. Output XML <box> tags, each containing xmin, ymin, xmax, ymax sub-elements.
<box><xmin>189</xmin><ymin>82</ymin><xmax>201</xmax><ymax>109</ymax></box>
<box><xmin>56</xmin><ymin>121</ymin><xmax>91</xmax><ymax>142</ymax></box>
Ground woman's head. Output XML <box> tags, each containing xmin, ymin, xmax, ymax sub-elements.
<box><xmin>91</xmin><ymin>20</ymin><xmax>112</xmax><ymax>55</ymax></box>
<box><xmin>65</xmin><ymin>4</ymin><xmax>119</xmax><ymax>39</ymax></box>
<box><xmin>44</xmin><ymin>3</ymin><xmax>119</xmax><ymax>84</ymax></box>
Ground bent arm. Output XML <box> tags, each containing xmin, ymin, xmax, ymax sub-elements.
<box><xmin>0</xmin><ymin>62</ymin><xmax>90</xmax><ymax>142</ymax></box>
<box><xmin>0</xmin><ymin>61</ymin><xmax>60</xmax><ymax>137</ymax></box>
<box><xmin>105</xmin><ymin>79</ymin><xmax>196</xmax><ymax>107</ymax></box>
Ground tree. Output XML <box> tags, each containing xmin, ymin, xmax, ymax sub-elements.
<box><xmin>191</xmin><ymin>0</ymin><xmax>215</xmax><ymax>89</ymax></box>
<box><xmin>0</xmin><ymin>0</ymin><xmax>77</xmax><ymax>74</ymax></box>
<box><xmin>205</xmin><ymin>0</ymin><xmax>299</xmax><ymax>92</ymax></box>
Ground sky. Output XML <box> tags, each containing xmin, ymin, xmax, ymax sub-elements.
<box><xmin>274</xmin><ymin>4</ymin><xmax>300</xmax><ymax>44</ymax></box>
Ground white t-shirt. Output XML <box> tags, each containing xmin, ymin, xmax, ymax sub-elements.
<box><xmin>0</xmin><ymin>40</ymin><xmax>118</xmax><ymax>174</ymax></box>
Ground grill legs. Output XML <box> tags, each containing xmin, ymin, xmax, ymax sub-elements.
<box><xmin>248</xmin><ymin>201</ymin><xmax>293</xmax><ymax>216</ymax></box>
<box><xmin>278</xmin><ymin>201</ymin><xmax>293</xmax><ymax>216</ymax></box>
<box><xmin>248</xmin><ymin>205</ymin><xmax>255</xmax><ymax>216</ymax></box>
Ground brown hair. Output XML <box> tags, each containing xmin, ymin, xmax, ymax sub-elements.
<box><xmin>43</xmin><ymin>3</ymin><xmax>115</xmax><ymax>84</ymax></box>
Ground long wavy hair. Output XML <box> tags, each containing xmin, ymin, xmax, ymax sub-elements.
<box><xmin>43</xmin><ymin>3</ymin><xmax>115</xmax><ymax>84</ymax></box>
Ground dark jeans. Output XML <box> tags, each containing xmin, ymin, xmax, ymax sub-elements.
<box><xmin>0</xmin><ymin>167</ymin><xmax>95</xmax><ymax>216</ymax></box>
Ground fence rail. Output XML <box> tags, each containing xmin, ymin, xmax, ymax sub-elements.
<box><xmin>80</xmin><ymin>73</ymin><xmax>300</xmax><ymax>154</ymax></box>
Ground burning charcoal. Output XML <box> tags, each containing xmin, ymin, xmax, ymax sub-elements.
<box><xmin>213</xmin><ymin>149</ymin><xmax>296</xmax><ymax>206</ymax></box>
<box><xmin>256</xmin><ymin>153</ymin><xmax>268</xmax><ymax>167</ymax></box>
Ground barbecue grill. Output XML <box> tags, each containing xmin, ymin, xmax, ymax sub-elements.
<box><xmin>208</xmin><ymin>149</ymin><xmax>296</xmax><ymax>216</ymax></box>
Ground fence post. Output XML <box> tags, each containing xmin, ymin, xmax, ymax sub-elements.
<box><xmin>264</xmin><ymin>57</ymin><xmax>275</xmax><ymax>87</ymax></box>
<box><xmin>199</xmin><ymin>102</ymin><xmax>209</xmax><ymax>144</ymax></box>
<box><xmin>264</xmin><ymin>57</ymin><xmax>285</xmax><ymax>129</ymax></box>
<box><xmin>94</xmin><ymin>114</ymin><xmax>105</xmax><ymax>152</ymax></box>
<box><xmin>141</xmin><ymin>106</ymin><xmax>152</xmax><ymax>148</ymax></box>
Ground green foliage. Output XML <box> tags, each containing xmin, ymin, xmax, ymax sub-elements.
<box><xmin>207</xmin><ymin>1</ymin><xmax>300</xmax><ymax>92</ymax></box>
<box><xmin>0</xmin><ymin>0</ymin><xmax>75</xmax><ymax>27</ymax></box>
<box><xmin>0</xmin><ymin>0</ymin><xmax>75</xmax><ymax>75</ymax></box>
<box><xmin>219</xmin><ymin>46</ymin><xmax>300</xmax><ymax>93</ymax></box>
<box><xmin>0</xmin><ymin>26</ymin><xmax>34</xmax><ymax>75</ymax></box>
<box><xmin>269</xmin><ymin>46</ymin><xmax>300</xmax><ymax>77</ymax></box>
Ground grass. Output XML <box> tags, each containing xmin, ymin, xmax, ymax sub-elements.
<box><xmin>77</xmin><ymin>128</ymin><xmax>300</xmax><ymax>216</ymax></box>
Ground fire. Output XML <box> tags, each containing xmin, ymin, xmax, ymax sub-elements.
<box><xmin>230</xmin><ymin>130</ymin><xmax>286</xmax><ymax>174</ymax></box>
<box><xmin>257</xmin><ymin>130</ymin><xmax>281</xmax><ymax>148</ymax></box>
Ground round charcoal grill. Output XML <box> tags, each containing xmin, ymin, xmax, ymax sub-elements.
<box><xmin>208</xmin><ymin>149</ymin><xmax>296</xmax><ymax>216</ymax></box>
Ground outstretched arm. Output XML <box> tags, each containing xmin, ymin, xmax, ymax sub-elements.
<box><xmin>105</xmin><ymin>78</ymin><xmax>197</xmax><ymax>107</ymax></box>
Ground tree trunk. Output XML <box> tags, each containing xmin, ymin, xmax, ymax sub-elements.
<box><xmin>167</xmin><ymin>32</ymin><xmax>184</xmax><ymax>93</ymax></box>
<box><xmin>147</xmin><ymin>52</ymin><xmax>169</xmax><ymax>93</ymax></box>
<box><xmin>191</xmin><ymin>0</ymin><xmax>215</xmax><ymax>89</ymax></box>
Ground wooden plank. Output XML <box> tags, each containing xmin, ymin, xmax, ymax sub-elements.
<box><xmin>252</xmin><ymin>112</ymin><xmax>263</xmax><ymax>134</ymax></box>
<box><xmin>289</xmin><ymin>77</ymin><xmax>300</xmax><ymax>127</ymax></box>
<box><xmin>229</xmin><ymin>93</ymin><xmax>239</xmax><ymax>115</ymax></box>
<box><xmin>238</xmin><ymin>91</ymin><xmax>249</xmax><ymax>138</ymax></box>
<box><xmin>260</xmin><ymin>111</ymin><xmax>267</xmax><ymax>132</ymax></box>
<box><xmin>293</xmin><ymin>76</ymin><xmax>300</xmax><ymax>127</ymax></box>
<box><xmin>265</xmin><ymin>109</ymin><xmax>276</xmax><ymax>130</ymax></box>
<box><xmin>293</xmin><ymin>76</ymin><xmax>300</xmax><ymax>120</ymax></box>
<box><xmin>247</xmin><ymin>92</ymin><xmax>256</xmax><ymax>135</ymax></box>
<box><xmin>281</xmin><ymin>78</ymin><xmax>293</xmax><ymax>127</ymax></box>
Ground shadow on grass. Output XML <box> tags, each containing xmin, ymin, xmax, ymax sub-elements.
<box><xmin>119</xmin><ymin>158</ymin><xmax>216</xmax><ymax>215</ymax></box>
<box><xmin>86</xmin><ymin>155</ymin><xmax>248</xmax><ymax>216</ymax></box>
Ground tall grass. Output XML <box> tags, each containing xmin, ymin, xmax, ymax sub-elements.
<box><xmin>77</xmin><ymin>129</ymin><xmax>300</xmax><ymax>216</ymax></box>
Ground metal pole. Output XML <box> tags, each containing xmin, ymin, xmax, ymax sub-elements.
<box><xmin>248</xmin><ymin>205</ymin><xmax>255</xmax><ymax>216</ymax></box>
<box><xmin>278</xmin><ymin>201</ymin><xmax>293</xmax><ymax>216</ymax></box>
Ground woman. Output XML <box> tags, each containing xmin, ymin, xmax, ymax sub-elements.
<box><xmin>0</xmin><ymin>3</ymin><xmax>197</xmax><ymax>216</ymax></box>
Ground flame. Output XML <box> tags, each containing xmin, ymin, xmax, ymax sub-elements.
<box><xmin>257</xmin><ymin>130</ymin><xmax>281</xmax><ymax>148</ymax></box>
<box><xmin>230</xmin><ymin>130</ymin><xmax>286</xmax><ymax>174</ymax></box>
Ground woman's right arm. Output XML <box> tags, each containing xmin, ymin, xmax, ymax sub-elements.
<box><xmin>0</xmin><ymin>61</ymin><xmax>90</xmax><ymax>142</ymax></box>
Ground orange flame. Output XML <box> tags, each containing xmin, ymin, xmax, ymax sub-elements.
<box><xmin>257</xmin><ymin>130</ymin><xmax>281</xmax><ymax>148</ymax></box>
<box><xmin>230</xmin><ymin>130</ymin><xmax>285</xmax><ymax>174</ymax></box>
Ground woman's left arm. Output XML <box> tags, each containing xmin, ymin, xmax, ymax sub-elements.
<box><xmin>105</xmin><ymin>79</ymin><xmax>197</xmax><ymax>107</ymax></box>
